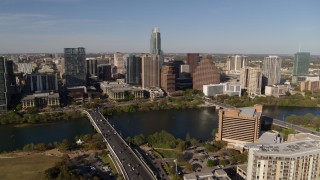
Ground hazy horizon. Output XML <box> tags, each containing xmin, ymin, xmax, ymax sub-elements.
<box><xmin>0</xmin><ymin>0</ymin><xmax>319</xmax><ymax>54</ymax></box>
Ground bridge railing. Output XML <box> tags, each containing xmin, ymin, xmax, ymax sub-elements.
<box><xmin>83</xmin><ymin>110</ymin><xmax>129</xmax><ymax>180</ymax></box>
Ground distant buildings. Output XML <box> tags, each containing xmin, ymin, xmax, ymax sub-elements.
<box><xmin>0</xmin><ymin>57</ymin><xmax>15</xmax><ymax>112</ymax></box>
<box><xmin>203</xmin><ymin>82</ymin><xmax>241</xmax><ymax>97</ymax></box>
<box><xmin>263</xmin><ymin>56</ymin><xmax>282</xmax><ymax>86</ymax></box>
<box><xmin>300</xmin><ymin>79</ymin><xmax>320</xmax><ymax>92</ymax></box>
<box><xmin>216</xmin><ymin>104</ymin><xmax>262</xmax><ymax>145</ymax></box>
<box><xmin>64</xmin><ymin>47</ymin><xmax>86</xmax><ymax>87</ymax></box>
<box><xmin>293</xmin><ymin>52</ymin><xmax>310</xmax><ymax>76</ymax></box>
<box><xmin>141</xmin><ymin>54</ymin><xmax>160</xmax><ymax>89</ymax></box>
<box><xmin>114</xmin><ymin>52</ymin><xmax>125</xmax><ymax>74</ymax></box>
<box><xmin>186</xmin><ymin>53</ymin><xmax>200</xmax><ymax>77</ymax></box>
<box><xmin>245</xmin><ymin>140</ymin><xmax>320</xmax><ymax>180</ymax></box>
<box><xmin>240</xmin><ymin>67</ymin><xmax>262</xmax><ymax>96</ymax></box>
<box><xmin>125</xmin><ymin>55</ymin><xmax>141</xmax><ymax>85</ymax></box>
<box><xmin>21</xmin><ymin>92</ymin><xmax>60</xmax><ymax>109</ymax></box>
<box><xmin>265</xmin><ymin>84</ymin><xmax>290</xmax><ymax>97</ymax></box>
<box><xmin>17</xmin><ymin>63</ymin><xmax>35</xmax><ymax>74</ymax></box>
<box><xmin>161</xmin><ymin>65</ymin><xmax>175</xmax><ymax>93</ymax></box>
<box><xmin>226</xmin><ymin>55</ymin><xmax>247</xmax><ymax>74</ymax></box>
<box><xmin>192</xmin><ymin>55</ymin><xmax>220</xmax><ymax>90</ymax></box>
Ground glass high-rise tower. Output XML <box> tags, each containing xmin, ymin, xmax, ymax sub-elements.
<box><xmin>126</xmin><ymin>55</ymin><xmax>142</xmax><ymax>85</ymax></box>
<box><xmin>64</xmin><ymin>47</ymin><xmax>86</xmax><ymax>87</ymax></box>
<box><xmin>293</xmin><ymin>52</ymin><xmax>310</xmax><ymax>76</ymax></box>
<box><xmin>150</xmin><ymin>27</ymin><xmax>161</xmax><ymax>55</ymax></box>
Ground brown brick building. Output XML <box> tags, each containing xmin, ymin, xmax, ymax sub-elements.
<box><xmin>186</xmin><ymin>53</ymin><xmax>199</xmax><ymax>77</ymax></box>
<box><xmin>216</xmin><ymin>104</ymin><xmax>263</xmax><ymax>145</ymax></box>
<box><xmin>192</xmin><ymin>55</ymin><xmax>220</xmax><ymax>90</ymax></box>
<box><xmin>161</xmin><ymin>65</ymin><xmax>175</xmax><ymax>93</ymax></box>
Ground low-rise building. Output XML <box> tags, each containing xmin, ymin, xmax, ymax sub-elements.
<box><xmin>245</xmin><ymin>140</ymin><xmax>320</xmax><ymax>180</ymax></box>
<box><xmin>265</xmin><ymin>84</ymin><xmax>290</xmax><ymax>97</ymax></box>
<box><xmin>236</xmin><ymin>164</ymin><xmax>247</xmax><ymax>180</ymax></box>
<box><xmin>21</xmin><ymin>92</ymin><xmax>60</xmax><ymax>108</ymax></box>
<box><xmin>203</xmin><ymin>83</ymin><xmax>241</xmax><ymax>97</ymax></box>
<box><xmin>100</xmin><ymin>81</ymin><xmax>144</xmax><ymax>100</ymax></box>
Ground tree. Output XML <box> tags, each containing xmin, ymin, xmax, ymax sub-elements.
<box><xmin>16</xmin><ymin>104</ymin><xmax>22</xmax><ymax>111</ymax></box>
<box><xmin>176</xmin><ymin>141</ymin><xmax>187</xmax><ymax>152</ymax></box>
<box><xmin>211</xmin><ymin>128</ymin><xmax>218</xmax><ymax>139</ymax></box>
<box><xmin>184</xmin><ymin>162</ymin><xmax>193</xmax><ymax>173</ymax></box>
<box><xmin>57</xmin><ymin>139</ymin><xmax>71</xmax><ymax>151</ymax></box>
<box><xmin>185</xmin><ymin>132</ymin><xmax>191</xmax><ymax>142</ymax></box>
<box><xmin>133</xmin><ymin>134</ymin><xmax>146</xmax><ymax>146</ymax></box>
<box><xmin>23</xmin><ymin>143</ymin><xmax>34</xmax><ymax>151</ymax></box>
<box><xmin>207</xmin><ymin>159</ymin><xmax>217</xmax><ymax>167</ymax></box>
<box><xmin>34</xmin><ymin>143</ymin><xmax>47</xmax><ymax>151</ymax></box>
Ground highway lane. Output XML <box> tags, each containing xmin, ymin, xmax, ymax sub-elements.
<box><xmin>86</xmin><ymin>109</ymin><xmax>156</xmax><ymax>180</ymax></box>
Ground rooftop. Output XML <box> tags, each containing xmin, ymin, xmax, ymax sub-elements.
<box><xmin>246</xmin><ymin>140</ymin><xmax>320</xmax><ymax>157</ymax></box>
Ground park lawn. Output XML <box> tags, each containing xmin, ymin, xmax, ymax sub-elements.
<box><xmin>0</xmin><ymin>154</ymin><xmax>61</xmax><ymax>180</ymax></box>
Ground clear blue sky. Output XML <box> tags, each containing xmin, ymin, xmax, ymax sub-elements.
<box><xmin>0</xmin><ymin>0</ymin><xmax>319</xmax><ymax>54</ymax></box>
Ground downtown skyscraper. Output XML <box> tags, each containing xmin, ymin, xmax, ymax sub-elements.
<box><xmin>293</xmin><ymin>52</ymin><xmax>310</xmax><ymax>76</ymax></box>
<box><xmin>0</xmin><ymin>57</ymin><xmax>15</xmax><ymax>112</ymax></box>
<box><xmin>64</xmin><ymin>47</ymin><xmax>86</xmax><ymax>87</ymax></box>
<box><xmin>150</xmin><ymin>27</ymin><xmax>161</xmax><ymax>55</ymax></box>
<box><xmin>263</xmin><ymin>56</ymin><xmax>282</xmax><ymax>86</ymax></box>
<box><xmin>126</xmin><ymin>55</ymin><xmax>141</xmax><ymax>85</ymax></box>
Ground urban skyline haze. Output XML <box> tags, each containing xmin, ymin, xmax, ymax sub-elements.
<box><xmin>0</xmin><ymin>0</ymin><xmax>319</xmax><ymax>54</ymax></box>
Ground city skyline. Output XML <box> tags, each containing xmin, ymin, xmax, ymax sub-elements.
<box><xmin>0</xmin><ymin>0</ymin><xmax>319</xmax><ymax>54</ymax></box>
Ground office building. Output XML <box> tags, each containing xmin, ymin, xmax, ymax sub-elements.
<box><xmin>141</xmin><ymin>54</ymin><xmax>160</xmax><ymax>88</ymax></box>
<box><xmin>114</xmin><ymin>52</ymin><xmax>125</xmax><ymax>74</ymax></box>
<box><xmin>192</xmin><ymin>55</ymin><xmax>220</xmax><ymax>90</ymax></box>
<box><xmin>98</xmin><ymin>64</ymin><xmax>112</xmax><ymax>81</ymax></box>
<box><xmin>245</xmin><ymin>140</ymin><xmax>320</xmax><ymax>180</ymax></box>
<box><xmin>240</xmin><ymin>67</ymin><xmax>262</xmax><ymax>96</ymax></box>
<box><xmin>293</xmin><ymin>52</ymin><xmax>310</xmax><ymax>76</ymax></box>
<box><xmin>17</xmin><ymin>63</ymin><xmax>35</xmax><ymax>74</ymax></box>
<box><xmin>86</xmin><ymin>58</ymin><xmax>97</xmax><ymax>76</ymax></box>
<box><xmin>161</xmin><ymin>65</ymin><xmax>175</xmax><ymax>93</ymax></box>
<box><xmin>64</xmin><ymin>47</ymin><xmax>86</xmax><ymax>87</ymax></box>
<box><xmin>150</xmin><ymin>27</ymin><xmax>161</xmax><ymax>55</ymax></box>
<box><xmin>100</xmin><ymin>82</ymin><xmax>144</xmax><ymax>100</ymax></box>
<box><xmin>25</xmin><ymin>73</ymin><xmax>58</xmax><ymax>93</ymax></box>
<box><xmin>216</xmin><ymin>104</ymin><xmax>262</xmax><ymax>145</ymax></box>
<box><xmin>203</xmin><ymin>82</ymin><xmax>241</xmax><ymax>97</ymax></box>
<box><xmin>263</xmin><ymin>56</ymin><xmax>282</xmax><ymax>86</ymax></box>
<box><xmin>186</xmin><ymin>53</ymin><xmax>200</xmax><ymax>77</ymax></box>
<box><xmin>226</xmin><ymin>55</ymin><xmax>248</xmax><ymax>74</ymax></box>
<box><xmin>125</xmin><ymin>55</ymin><xmax>141</xmax><ymax>85</ymax></box>
<box><xmin>0</xmin><ymin>57</ymin><xmax>15</xmax><ymax>112</ymax></box>
<box><xmin>265</xmin><ymin>84</ymin><xmax>290</xmax><ymax>97</ymax></box>
<box><xmin>300</xmin><ymin>79</ymin><xmax>320</xmax><ymax>92</ymax></box>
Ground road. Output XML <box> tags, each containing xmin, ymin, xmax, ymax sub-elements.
<box><xmin>85</xmin><ymin>109</ymin><xmax>156</xmax><ymax>180</ymax></box>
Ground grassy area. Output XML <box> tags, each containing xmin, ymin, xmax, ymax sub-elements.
<box><xmin>0</xmin><ymin>154</ymin><xmax>60</xmax><ymax>180</ymax></box>
<box><xmin>100</xmin><ymin>154</ymin><xmax>117</xmax><ymax>175</ymax></box>
<box><xmin>155</xmin><ymin>149</ymin><xmax>187</xmax><ymax>166</ymax></box>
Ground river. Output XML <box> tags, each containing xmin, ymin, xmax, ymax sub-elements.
<box><xmin>1</xmin><ymin>106</ymin><xmax>319</xmax><ymax>152</ymax></box>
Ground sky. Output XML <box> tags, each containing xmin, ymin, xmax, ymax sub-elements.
<box><xmin>0</xmin><ymin>0</ymin><xmax>319</xmax><ymax>54</ymax></box>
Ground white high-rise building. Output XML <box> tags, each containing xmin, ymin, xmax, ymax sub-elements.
<box><xmin>114</xmin><ymin>52</ymin><xmax>125</xmax><ymax>74</ymax></box>
<box><xmin>226</xmin><ymin>55</ymin><xmax>248</xmax><ymax>74</ymax></box>
<box><xmin>263</xmin><ymin>56</ymin><xmax>282</xmax><ymax>86</ymax></box>
<box><xmin>246</xmin><ymin>140</ymin><xmax>320</xmax><ymax>180</ymax></box>
<box><xmin>240</xmin><ymin>67</ymin><xmax>262</xmax><ymax>96</ymax></box>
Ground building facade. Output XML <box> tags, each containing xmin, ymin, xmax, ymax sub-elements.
<box><xmin>86</xmin><ymin>58</ymin><xmax>97</xmax><ymax>77</ymax></box>
<box><xmin>114</xmin><ymin>52</ymin><xmax>125</xmax><ymax>74</ymax></box>
<box><xmin>246</xmin><ymin>140</ymin><xmax>320</xmax><ymax>180</ymax></box>
<box><xmin>64</xmin><ymin>47</ymin><xmax>86</xmax><ymax>87</ymax></box>
<box><xmin>263</xmin><ymin>56</ymin><xmax>282</xmax><ymax>86</ymax></box>
<box><xmin>186</xmin><ymin>53</ymin><xmax>199</xmax><ymax>77</ymax></box>
<box><xmin>0</xmin><ymin>57</ymin><xmax>15</xmax><ymax>112</ymax></box>
<box><xmin>226</xmin><ymin>55</ymin><xmax>248</xmax><ymax>74</ymax></box>
<box><xmin>17</xmin><ymin>63</ymin><xmax>35</xmax><ymax>74</ymax></box>
<box><xmin>265</xmin><ymin>84</ymin><xmax>290</xmax><ymax>97</ymax></box>
<box><xmin>100</xmin><ymin>82</ymin><xmax>144</xmax><ymax>101</ymax></box>
<box><xmin>141</xmin><ymin>54</ymin><xmax>160</xmax><ymax>88</ymax></box>
<box><xmin>21</xmin><ymin>93</ymin><xmax>60</xmax><ymax>109</ymax></box>
<box><xmin>150</xmin><ymin>27</ymin><xmax>161</xmax><ymax>55</ymax></box>
<box><xmin>97</xmin><ymin>64</ymin><xmax>112</xmax><ymax>81</ymax></box>
<box><xmin>293</xmin><ymin>52</ymin><xmax>310</xmax><ymax>76</ymax></box>
<box><xmin>203</xmin><ymin>82</ymin><xmax>241</xmax><ymax>97</ymax></box>
<box><xmin>161</xmin><ymin>65</ymin><xmax>175</xmax><ymax>93</ymax></box>
<box><xmin>300</xmin><ymin>80</ymin><xmax>320</xmax><ymax>92</ymax></box>
<box><xmin>240</xmin><ymin>67</ymin><xmax>262</xmax><ymax>96</ymax></box>
<box><xmin>125</xmin><ymin>55</ymin><xmax>141</xmax><ymax>85</ymax></box>
<box><xmin>216</xmin><ymin>104</ymin><xmax>262</xmax><ymax>144</ymax></box>
<box><xmin>192</xmin><ymin>55</ymin><xmax>220</xmax><ymax>90</ymax></box>
<box><xmin>25</xmin><ymin>73</ymin><xmax>58</xmax><ymax>93</ymax></box>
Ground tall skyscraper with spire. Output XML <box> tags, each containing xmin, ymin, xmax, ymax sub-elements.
<box><xmin>150</xmin><ymin>27</ymin><xmax>161</xmax><ymax>55</ymax></box>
